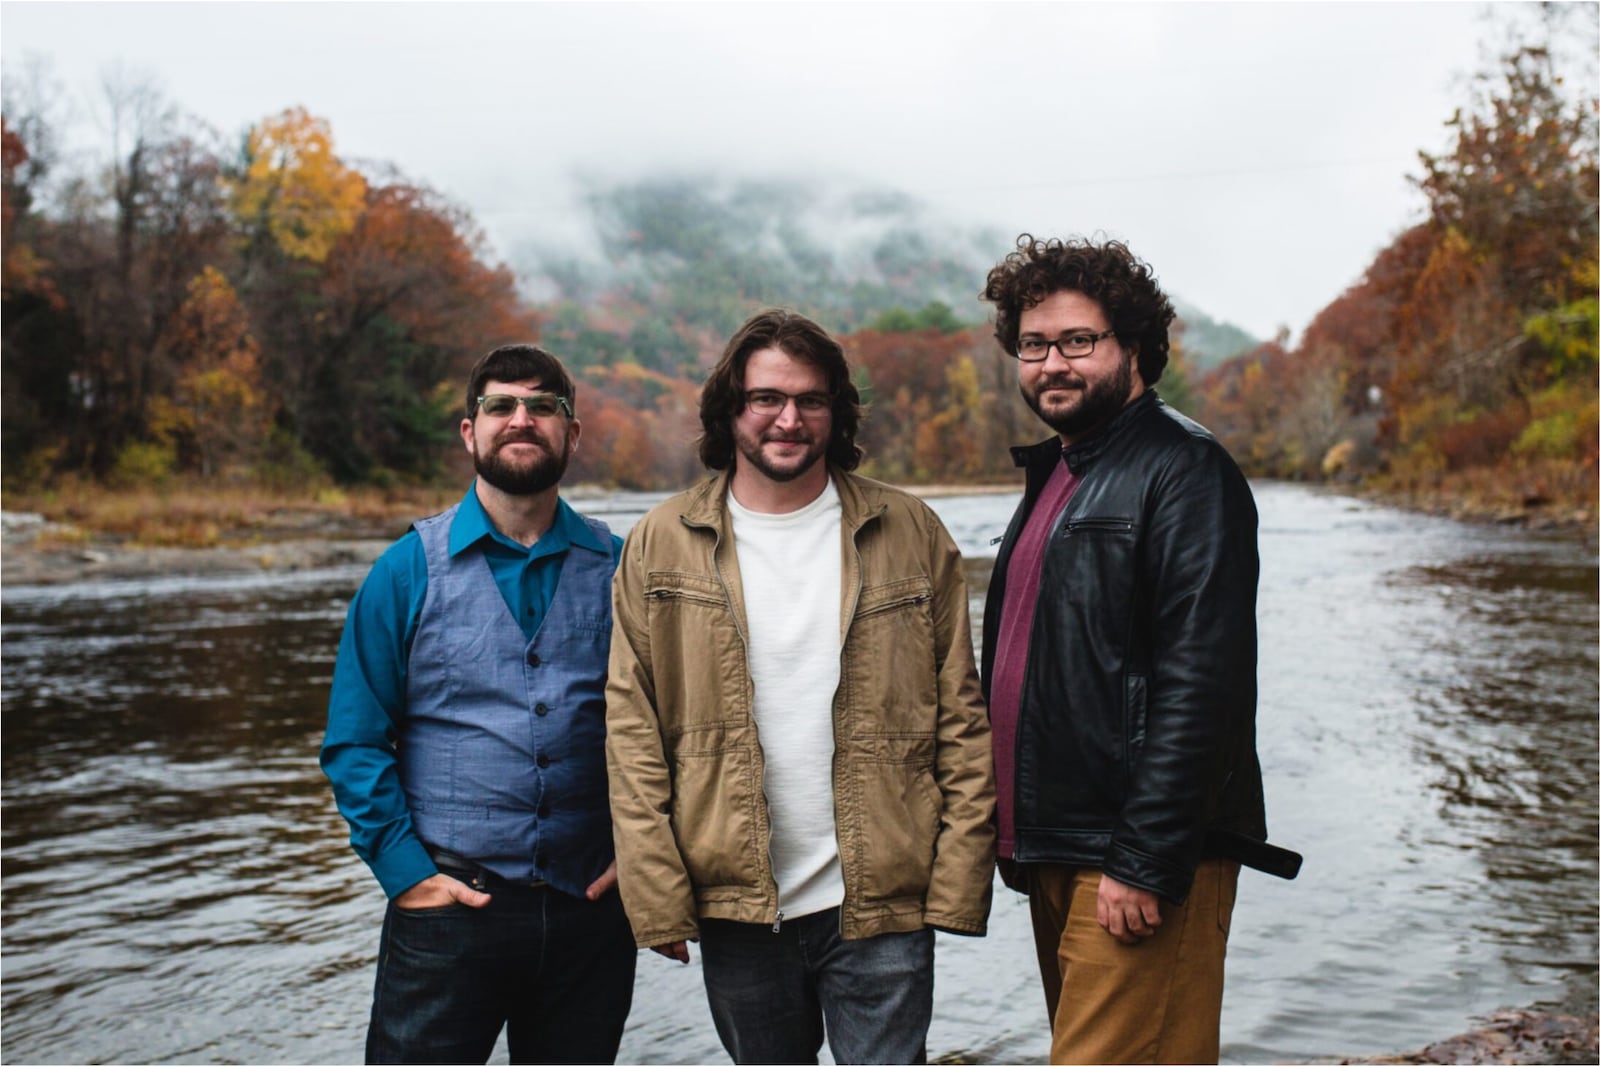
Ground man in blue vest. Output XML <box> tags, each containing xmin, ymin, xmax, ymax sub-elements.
<box><xmin>322</xmin><ymin>344</ymin><xmax>635</xmax><ymax>1064</ymax></box>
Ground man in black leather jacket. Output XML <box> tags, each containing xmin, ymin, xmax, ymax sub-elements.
<box><xmin>979</xmin><ymin>235</ymin><xmax>1300</xmax><ymax>1065</ymax></box>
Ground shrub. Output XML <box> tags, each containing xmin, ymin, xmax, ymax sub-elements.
<box><xmin>108</xmin><ymin>442</ymin><xmax>177</xmax><ymax>489</ymax></box>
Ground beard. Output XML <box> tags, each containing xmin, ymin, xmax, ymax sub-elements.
<box><xmin>1022</xmin><ymin>352</ymin><xmax>1135</xmax><ymax>439</ymax></box>
<box><xmin>734</xmin><ymin>424</ymin><xmax>828</xmax><ymax>484</ymax></box>
<box><xmin>473</xmin><ymin>430</ymin><xmax>570</xmax><ymax>495</ymax></box>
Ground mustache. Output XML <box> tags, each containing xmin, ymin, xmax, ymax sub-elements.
<box><xmin>1035</xmin><ymin>374</ymin><xmax>1085</xmax><ymax>391</ymax></box>
<box><xmin>493</xmin><ymin>430</ymin><xmax>548</xmax><ymax>446</ymax></box>
<box><xmin>762</xmin><ymin>432</ymin><xmax>813</xmax><ymax>443</ymax></box>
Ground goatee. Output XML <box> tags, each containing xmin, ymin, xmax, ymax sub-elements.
<box><xmin>735</xmin><ymin>432</ymin><xmax>826</xmax><ymax>484</ymax></box>
<box><xmin>475</xmin><ymin>435</ymin><xmax>569</xmax><ymax>495</ymax></box>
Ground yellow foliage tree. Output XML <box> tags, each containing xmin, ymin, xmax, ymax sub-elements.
<box><xmin>229</xmin><ymin>107</ymin><xmax>366</xmax><ymax>263</ymax></box>
<box><xmin>912</xmin><ymin>356</ymin><xmax>984</xmax><ymax>481</ymax></box>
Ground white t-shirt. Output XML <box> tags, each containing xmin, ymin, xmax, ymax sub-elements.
<box><xmin>727</xmin><ymin>478</ymin><xmax>846</xmax><ymax>918</ymax></box>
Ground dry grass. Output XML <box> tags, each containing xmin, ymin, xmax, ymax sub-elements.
<box><xmin>2</xmin><ymin>478</ymin><xmax>462</xmax><ymax>547</ymax></box>
<box><xmin>1368</xmin><ymin>456</ymin><xmax>1597</xmax><ymax>530</ymax></box>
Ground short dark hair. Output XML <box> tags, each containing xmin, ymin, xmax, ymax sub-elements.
<box><xmin>465</xmin><ymin>344</ymin><xmax>576</xmax><ymax>420</ymax></box>
<box><xmin>698</xmin><ymin>308</ymin><xmax>863</xmax><ymax>472</ymax></box>
<box><xmin>981</xmin><ymin>235</ymin><xmax>1175</xmax><ymax>386</ymax></box>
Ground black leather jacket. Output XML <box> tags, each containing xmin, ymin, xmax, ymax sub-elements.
<box><xmin>982</xmin><ymin>391</ymin><xmax>1300</xmax><ymax>904</ymax></box>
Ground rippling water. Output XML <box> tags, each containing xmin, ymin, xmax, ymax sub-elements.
<box><xmin>2</xmin><ymin>483</ymin><xmax>1594</xmax><ymax>1064</ymax></box>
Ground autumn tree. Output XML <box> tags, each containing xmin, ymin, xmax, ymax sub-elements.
<box><xmin>1198</xmin><ymin>16</ymin><xmax>1597</xmax><ymax>512</ymax></box>
<box><xmin>149</xmin><ymin>266</ymin><xmax>269</xmax><ymax>477</ymax></box>
<box><xmin>0</xmin><ymin>66</ymin><xmax>236</xmax><ymax>479</ymax></box>
<box><xmin>229</xmin><ymin>106</ymin><xmax>366</xmax><ymax>266</ymax></box>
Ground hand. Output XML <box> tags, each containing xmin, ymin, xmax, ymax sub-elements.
<box><xmin>394</xmin><ymin>873</ymin><xmax>492</xmax><ymax>911</ymax></box>
<box><xmin>1096</xmin><ymin>873</ymin><xmax>1162</xmax><ymax>944</ymax></box>
<box><xmin>651</xmin><ymin>940</ymin><xmax>691</xmax><ymax>964</ymax></box>
<box><xmin>585</xmin><ymin>860</ymin><xmax>618</xmax><ymax>900</ymax></box>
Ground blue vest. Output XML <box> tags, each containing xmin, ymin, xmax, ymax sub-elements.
<box><xmin>400</xmin><ymin>504</ymin><xmax>615</xmax><ymax>899</ymax></box>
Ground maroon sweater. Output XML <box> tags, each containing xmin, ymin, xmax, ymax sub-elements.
<box><xmin>988</xmin><ymin>449</ymin><xmax>1080</xmax><ymax>858</ymax></box>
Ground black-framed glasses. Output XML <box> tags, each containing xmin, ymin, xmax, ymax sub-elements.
<box><xmin>1013</xmin><ymin>329</ymin><xmax>1118</xmax><ymax>362</ymax></box>
<box><xmin>743</xmin><ymin>389</ymin><xmax>833</xmax><ymax>416</ymax></box>
<box><xmin>476</xmin><ymin>393</ymin><xmax>573</xmax><ymax>418</ymax></box>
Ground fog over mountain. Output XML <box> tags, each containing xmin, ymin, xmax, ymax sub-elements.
<box><xmin>518</xmin><ymin>174</ymin><xmax>1259</xmax><ymax>367</ymax></box>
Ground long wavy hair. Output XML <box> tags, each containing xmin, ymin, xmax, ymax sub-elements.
<box><xmin>981</xmin><ymin>235</ymin><xmax>1175</xmax><ymax>386</ymax></box>
<box><xmin>697</xmin><ymin>309</ymin><xmax>864</xmax><ymax>472</ymax></box>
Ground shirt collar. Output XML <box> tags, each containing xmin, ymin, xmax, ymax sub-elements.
<box><xmin>449</xmin><ymin>483</ymin><xmax>606</xmax><ymax>558</ymax></box>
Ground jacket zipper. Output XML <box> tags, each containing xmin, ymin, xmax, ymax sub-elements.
<box><xmin>700</xmin><ymin>516</ymin><xmax>785</xmax><ymax>931</ymax></box>
<box><xmin>830</xmin><ymin>504</ymin><xmax>885</xmax><ymax>936</ymax></box>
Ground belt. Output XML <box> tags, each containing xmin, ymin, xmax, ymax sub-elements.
<box><xmin>426</xmin><ymin>846</ymin><xmax>548</xmax><ymax>891</ymax></box>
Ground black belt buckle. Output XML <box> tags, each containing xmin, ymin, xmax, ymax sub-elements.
<box><xmin>427</xmin><ymin>847</ymin><xmax>491</xmax><ymax>892</ymax></box>
<box><xmin>427</xmin><ymin>847</ymin><xmax>549</xmax><ymax>891</ymax></box>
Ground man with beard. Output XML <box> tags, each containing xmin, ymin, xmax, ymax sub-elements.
<box><xmin>605</xmin><ymin>309</ymin><xmax>996</xmax><ymax>1064</ymax></box>
<box><xmin>979</xmin><ymin>237</ymin><xmax>1300</xmax><ymax>1064</ymax></box>
<box><xmin>322</xmin><ymin>344</ymin><xmax>635</xmax><ymax>1064</ymax></box>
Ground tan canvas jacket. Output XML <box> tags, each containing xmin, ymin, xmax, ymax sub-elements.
<box><xmin>605</xmin><ymin>468</ymin><xmax>996</xmax><ymax>947</ymax></box>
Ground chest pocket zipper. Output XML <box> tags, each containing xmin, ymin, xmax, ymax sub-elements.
<box><xmin>1061</xmin><ymin>517</ymin><xmax>1135</xmax><ymax>536</ymax></box>
<box><xmin>646</xmin><ymin>585</ymin><xmax>726</xmax><ymax>608</ymax></box>
<box><xmin>855</xmin><ymin>590</ymin><xmax>931</xmax><ymax>619</ymax></box>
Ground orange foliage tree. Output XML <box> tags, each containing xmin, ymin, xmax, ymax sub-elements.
<box><xmin>1196</xmin><ymin>34</ymin><xmax>1597</xmax><ymax>510</ymax></box>
<box><xmin>150</xmin><ymin>266</ymin><xmax>270</xmax><ymax>477</ymax></box>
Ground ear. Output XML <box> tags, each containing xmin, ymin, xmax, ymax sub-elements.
<box><xmin>460</xmin><ymin>416</ymin><xmax>475</xmax><ymax>454</ymax></box>
<box><xmin>1125</xmin><ymin>344</ymin><xmax>1147</xmax><ymax>393</ymax></box>
<box><xmin>567</xmin><ymin>417</ymin><xmax>582</xmax><ymax>454</ymax></box>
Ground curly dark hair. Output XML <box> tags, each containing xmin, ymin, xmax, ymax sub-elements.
<box><xmin>465</xmin><ymin>344</ymin><xmax>576</xmax><ymax>420</ymax></box>
<box><xmin>698</xmin><ymin>308</ymin><xmax>863</xmax><ymax>472</ymax></box>
<box><xmin>981</xmin><ymin>235</ymin><xmax>1175</xmax><ymax>386</ymax></box>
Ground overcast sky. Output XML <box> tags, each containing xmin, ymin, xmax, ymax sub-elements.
<box><xmin>0</xmin><ymin>2</ymin><xmax>1572</xmax><ymax>341</ymax></box>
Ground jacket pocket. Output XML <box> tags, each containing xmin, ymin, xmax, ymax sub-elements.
<box><xmin>842</xmin><ymin>576</ymin><xmax>937</xmax><ymax>737</ymax></box>
<box><xmin>1060</xmin><ymin>516</ymin><xmax>1137</xmax><ymax>536</ymax></box>
<box><xmin>669</xmin><ymin>745</ymin><xmax>763</xmax><ymax>892</ymax></box>
<box><xmin>644</xmin><ymin>570</ymin><xmax>748</xmax><ymax>729</ymax></box>
<box><xmin>846</xmin><ymin>738</ymin><xmax>938</xmax><ymax>904</ymax></box>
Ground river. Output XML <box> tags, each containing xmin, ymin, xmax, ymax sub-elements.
<box><xmin>1</xmin><ymin>482</ymin><xmax>1595</xmax><ymax>1064</ymax></box>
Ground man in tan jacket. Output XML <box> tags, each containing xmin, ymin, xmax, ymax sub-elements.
<box><xmin>606</xmin><ymin>308</ymin><xmax>996</xmax><ymax>1064</ymax></box>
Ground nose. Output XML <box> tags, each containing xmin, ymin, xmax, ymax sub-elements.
<box><xmin>1040</xmin><ymin>341</ymin><xmax>1077</xmax><ymax>368</ymax></box>
<box><xmin>773</xmin><ymin>397</ymin><xmax>805</xmax><ymax>429</ymax></box>
<box><xmin>505</xmin><ymin>401</ymin><xmax>536</xmax><ymax>427</ymax></box>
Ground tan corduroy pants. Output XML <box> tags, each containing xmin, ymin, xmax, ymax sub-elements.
<box><xmin>1026</xmin><ymin>860</ymin><xmax>1239</xmax><ymax>1065</ymax></box>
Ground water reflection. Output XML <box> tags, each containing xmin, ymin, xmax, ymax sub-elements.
<box><xmin>1</xmin><ymin>484</ymin><xmax>1594</xmax><ymax>1064</ymax></box>
<box><xmin>1398</xmin><ymin>553</ymin><xmax>1598</xmax><ymax>1003</ymax></box>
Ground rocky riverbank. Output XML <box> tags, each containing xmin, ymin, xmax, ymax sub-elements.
<box><xmin>0</xmin><ymin>510</ymin><xmax>393</xmax><ymax>587</ymax></box>
<box><xmin>1337</xmin><ymin>1007</ymin><xmax>1598</xmax><ymax>1065</ymax></box>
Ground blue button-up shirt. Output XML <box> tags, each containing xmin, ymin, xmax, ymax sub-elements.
<box><xmin>320</xmin><ymin>484</ymin><xmax>622</xmax><ymax>898</ymax></box>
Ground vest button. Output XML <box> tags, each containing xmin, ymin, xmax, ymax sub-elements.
<box><xmin>526</xmin><ymin>651</ymin><xmax>541</xmax><ymax>667</ymax></box>
<box><xmin>535</xmin><ymin>702</ymin><xmax>549</xmax><ymax>716</ymax></box>
<box><xmin>537</xmin><ymin>754</ymin><xmax>550</xmax><ymax>768</ymax></box>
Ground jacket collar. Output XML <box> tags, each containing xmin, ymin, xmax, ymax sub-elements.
<box><xmin>1011</xmin><ymin>389</ymin><xmax>1162</xmax><ymax>476</ymax></box>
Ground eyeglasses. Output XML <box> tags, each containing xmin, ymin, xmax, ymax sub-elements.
<box><xmin>1014</xmin><ymin>329</ymin><xmax>1118</xmax><ymax>362</ymax></box>
<box><xmin>476</xmin><ymin>393</ymin><xmax>573</xmax><ymax>419</ymax></box>
<box><xmin>743</xmin><ymin>389</ymin><xmax>833</xmax><ymax>416</ymax></box>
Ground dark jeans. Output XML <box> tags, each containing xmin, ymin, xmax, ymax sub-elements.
<box><xmin>699</xmin><ymin>908</ymin><xmax>934</xmax><ymax>1065</ymax></box>
<box><xmin>366</xmin><ymin>879</ymin><xmax>636</xmax><ymax>1064</ymax></box>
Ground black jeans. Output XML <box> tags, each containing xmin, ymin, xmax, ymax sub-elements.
<box><xmin>365</xmin><ymin>879</ymin><xmax>636</xmax><ymax>1064</ymax></box>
